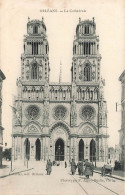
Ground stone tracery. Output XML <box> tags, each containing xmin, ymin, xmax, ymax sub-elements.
<box><xmin>80</xmin><ymin>106</ymin><xmax>95</xmax><ymax>121</ymax></box>
<box><xmin>53</xmin><ymin>105</ymin><xmax>67</xmax><ymax>120</ymax></box>
<box><xmin>26</xmin><ymin>105</ymin><xmax>40</xmax><ymax>120</ymax></box>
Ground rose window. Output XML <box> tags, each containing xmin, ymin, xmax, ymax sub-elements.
<box><xmin>54</xmin><ymin>105</ymin><xmax>67</xmax><ymax>120</ymax></box>
<box><xmin>26</xmin><ymin>105</ymin><xmax>40</xmax><ymax>120</ymax></box>
<box><xmin>80</xmin><ymin>106</ymin><xmax>95</xmax><ymax>120</ymax></box>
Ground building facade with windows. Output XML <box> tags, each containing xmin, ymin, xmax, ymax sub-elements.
<box><xmin>108</xmin><ymin>147</ymin><xmax>115</xmax><ymax>164</ymax></box>
<box><xmin>0</xmin><ymin>69</ymin><xmax>6</xmax><ymax>166</ymax></box>
<box><xmin>119</xmin><ymin>70</ymin><xmax>125</xmax><ymax>170</ymax></box>
<box><xmin>12</xmin><ymin>18</ymin><xmax>108</xmax><ymax>162</ymax></box>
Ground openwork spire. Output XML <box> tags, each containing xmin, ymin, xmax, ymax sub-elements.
<box><xmin>59</xmin><ymin>60</ymin><xmax>62</xmax><ymax>83</ymax></box>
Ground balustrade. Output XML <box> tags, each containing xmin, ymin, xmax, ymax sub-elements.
<box><xmin>49</xmin><ymin>86</ymin><xmax>71</xmax><ymax>101</ymax></box>
<box><xmin>22</xmin><ymin>86</ymin><xmax>44</xmax><ymax>100</ymax></box>
<box><xmin>76</xmin><ymin>86</ymin><xmax>98</xmax><ymax>101</ymax></box>
<box><xmin>22</xmin><ymin>85</ymin><xmax>98</xmax><ymax>101</ymax></box>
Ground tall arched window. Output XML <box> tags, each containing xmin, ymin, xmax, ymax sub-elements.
<box><xmin>79</xmin><ymin>139</ymin><xmax>84</xmax><ymax>161</ymax></box>
<box><xmin>31</xmin><ymin>63</ymin><xmax>38</xmax><ymax>80</ymax></box>
<box><xmin>84</xmin><ymin>64</ymin><xmax>91</xmax><ymax>81</ymax></box>
<box><xmin>74</xmin><ymin>45</ymin><xmax>76</xmax><ymax>54</ymax></box>
<box><xmin>25</xmin><ymin>138</ymin><xmax>30</xmax><ymax>160</ymax></box>
<box><xmin>46</xmin><ymin>45</ymin><xmax>48</xmax><ymax>54</ymax></box>
<box><xmin>85</xmin><ymin>26</ymin><xmax>87</xmax><ymax>34</ymax></box>
<box><xmin>84</xmin><ymin>25</ymin><xmax>89</xmax><ymax>34</ymax></box>
<box><xmin>33</xmin><ymin>25</ymin><xmax>38</xmax><ymax>34</ymax></box>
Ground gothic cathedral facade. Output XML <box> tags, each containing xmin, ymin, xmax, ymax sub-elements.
<box><xmin>12</xmin><ymin>17</ymin><xmax>108</xmax><ymax>162</ymax></box>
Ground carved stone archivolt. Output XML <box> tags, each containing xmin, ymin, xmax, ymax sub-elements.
<box><xmin>50</xmin><ymin>122</ymin><xmax>70</xmax><ymax>135</ymax></box>
<box><xmin>56</xmin><ymin>129</ymin><xmax>64</xmax><ymax>135</ymax></box>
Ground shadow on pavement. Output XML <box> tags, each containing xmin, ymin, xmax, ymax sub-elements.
<box><xmin>0</xmin><ymin>165</ymin><xmax>9</xmax><ymax>169</ymax></box>
<box><xmin>0</xmin><ymin>168</ymin><xmax>34</xmax><ymax>179</ymax></box>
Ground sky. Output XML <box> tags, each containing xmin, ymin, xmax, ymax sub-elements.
<box><xmin>0</xmin><ymin>0</ymin><xmax>124</xmax><ymax>148</ymax></box>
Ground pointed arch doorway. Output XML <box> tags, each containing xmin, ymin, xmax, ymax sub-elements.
<box><xmin>25</xmin><ymin>138</ymin><xmax>30</xmax><ymax>160</ymax></box>
<box><xmin>35</xmin><ymin>139</ymin><xmax>41</xmax><ymax>161</ymax></box>
<box><xmin>79</xmin><ymin>139</ymin><xmax>84</xmax><ymax>161</ymax></box>
<box><xmin>90</xmin><ymin>139</ymin><xmax>96</xmax><ymax>162</ymax></box>
<box><xmin>55</xmin><ymin>139</ymin><xmax>64</xmax><ymax>161</ymax></box>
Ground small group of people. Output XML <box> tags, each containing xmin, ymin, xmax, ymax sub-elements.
<box><xmin>46</xmin><ymin>158</ymin><xmax>94</xmax><ymax>178</ymax></box>
<box><xmin>71</xmin><ymin>159</ymin><xmax>94</xmax><ymax>178</ymax></box>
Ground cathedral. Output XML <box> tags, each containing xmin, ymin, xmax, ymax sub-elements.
<box><xmin>12</xmin><ymin>17</ymin><xmax>108</xmax><ymax>163</ymax></box>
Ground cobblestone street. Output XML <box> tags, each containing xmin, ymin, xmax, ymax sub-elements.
<box><xmin>0</xmin><ymin>162</ymin><xmax>124</xmax><ymax>195</ymax></box>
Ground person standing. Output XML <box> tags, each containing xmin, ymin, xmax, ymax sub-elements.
<box><xmin>65</xmin><ymin>161</ymin><xmax>67</xmax><ymax>168</ymax></box>
<box><xmin>71</xmin><ymin>159</ymin><xmax>77</xmax><ymax>175</ymax></box>
<box><xmin>84</xmin><ymin>159</ymin><xmax>93</xmax><ymax>178</ymax></box>
<box><xmin>80</xmin><ymin>160</ymin><xmax>84</xmax><ymax>176</ymax></box>
<box><xmin>46</xmin><ymin>159</ymin><xmax>52</xmax><ymax>175</ymax></box>
<box><xmin>77</xmin><ymin>161</ymin><xmax>81</xmax><ymax>175</ymax></box>
<box><xmin>46</xmin><ymin>160</ymin><xmax>49</xmax><ymax>175</ymax></box>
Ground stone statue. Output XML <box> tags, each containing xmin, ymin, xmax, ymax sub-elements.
<box><xmin>26</xmin><ymin>70</ymin><xmax>29</xmax><ymax>80</ymax></box>
<box><xmin>71</xmin><ymin>97</ymin><xmax>77</xmax><ymax>126</ymax></box>
<box><xmin>43</xmin><ymin>100</ymin><xmax>49</xmax><ymax>126</ymax></box>
<box><xmin>16</xmin><ymin>78</ymin><xmax>22</xmax><ymax>97</ymax></box>
<box><xmin>12</xmin><ymin>101</ymin><xmax>22</xmax><ymax>126</ymax></box>
<box><xmin>100</xmin><ymin>77</ymin><xmax>105</xmax><ymax>99</ymax></box>
<box><xmin>39</xmin><ymin>70</ymin><xmax>42</xmax><ymax>80</ymax></box>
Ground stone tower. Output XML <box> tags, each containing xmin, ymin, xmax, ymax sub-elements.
<box><xmin>71</xmin><ymin>17</ymin><xmax>100</xmax><ymax>83</ymax></box>
<box><xmin>70</xmin><ymin>17</ymin><xmax>108</xmax><ymax>162</ymax></box>
<box><xmin>21</xmin><ymin>17</ymin><xmax>50</xmax><ymax>84</ymax></box>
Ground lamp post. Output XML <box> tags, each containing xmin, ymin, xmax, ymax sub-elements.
<box><xmin>94</xmin><ymin>147</ymin><xmax>96</xmax><ymax>167</ymax></box>
<box><xmin>11</xmin><ymin>148</ymin><xmax>13</xmax><ymax>172</ymax></box>
<box><xmin>26</xmin><ymin>154</ymin><xmax>29</xmax><ymax>169</ymax></box>
<box><xmin>92</xmin><ymin>144</ymin><xmax>93</xmax><ymax>163</ymax></box>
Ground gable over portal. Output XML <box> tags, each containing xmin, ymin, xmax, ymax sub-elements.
<box><xmin>78</xmin><ymin>122</ymin><xmax>97</xmax><ymax>137</ymax></box>
<box><xmin>23</xmin><ymin>121</ymin><xmax>42</xmax><ymax>135</ymax></box>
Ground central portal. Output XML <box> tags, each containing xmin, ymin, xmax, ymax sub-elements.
<box><xmin>55</xmin><ymin>138</ymin><xmax>64</xmax><ymax>161</ymax></box>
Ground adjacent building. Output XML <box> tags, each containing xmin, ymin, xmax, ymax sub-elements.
<box><xmin>114</xmin><ymin>144</ymin><xmax>121</xmax><ymax>162</ymax></box>
<box><xmin>119</xmin><ymin>70</ymin><xmax>125</xmax><ymax>170</ymax></box>
<box><xmin>108</xmin><ymin>147</ymin><xmax>115</xmax><ymax>163</ymax></box>
<box><xmin>0</xmin><ymin>69</ymin><xmax>6</xmax><ymax>166</ymax></box>
<box><xmin>12</xmin><ymin>17</ymin><xmax>108</xmax><ymax>162</ymax></box>
<box><xmin>108</xmin><ymin>145</ymin><xmax>121</xmax><ymax>165</ymax></box>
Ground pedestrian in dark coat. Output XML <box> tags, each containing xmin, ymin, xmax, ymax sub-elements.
<box><xmin>65</xmin><ymin>161</ymin><xmax>67</xmax><ymax>168</ymax></box>
<box><xmin>46</xmin><ymin>159</ymin><xmax>52</xmax><ymax>175</ymax></box>
<box><xmin>84</xmin><ymin>159</ymin><xmax>93</xmax><ymax>178</ymax></box>
<box><xmin>80</xmin><ymin>161</ymin><xmax>84</xmax><ymax>175</ymax></box>
<box><xmin>77</xmin><ymin>162</ymin><xmax>81</xmax><ymax>175</ymax></box>
<box><xmin>71</xmin><ymin>159</ymin><xmax>76</xmax><ymax>175</ymax></box>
